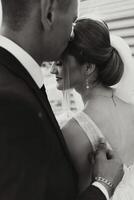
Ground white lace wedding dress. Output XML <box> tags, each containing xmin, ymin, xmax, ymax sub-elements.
<box><xmin>73</xmin><ymin>111</ymin><xmax>134</xmax><ymax>200</ymax></box>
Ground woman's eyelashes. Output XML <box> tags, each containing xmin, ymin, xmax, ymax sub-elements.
<box><xmin>55</xmin><ymin>60</ymin><xmax>63</xmax><ymax>66</ymax></box>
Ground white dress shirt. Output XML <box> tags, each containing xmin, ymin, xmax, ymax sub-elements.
<box><xmin>0</xmin><ymin>35</ymin><xmax>109</xmax><ymax>200</ymax></box>
<box><xmin>0</xmin><ymin>35</ymin><xmax>44</xmax><ymax>89</ymax></box>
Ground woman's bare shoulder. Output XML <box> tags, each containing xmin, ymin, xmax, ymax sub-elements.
<box><xmin>62</xmin><ymin>117</ymin><xmax>81</xmax><ymax>137</ymax></box>
<box><xmin>62</xmin><ymin>118</ymin><xmax>88</xmax><ymax>150</ymax></box>
<box><xmin>62</xmin><ymin>117</ymin><xmax>93</xmax><ymax>165</ymax></box>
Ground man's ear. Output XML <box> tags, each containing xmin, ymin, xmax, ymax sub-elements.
<box><xmin>40</xmin><ymin>0</ymin><xmax>55</xmax><ymax>30</ymax></box>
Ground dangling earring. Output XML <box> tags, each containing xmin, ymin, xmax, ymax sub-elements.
<box><xmin>86</xmin><ymin>78</ymin><xmax>90</xmax><ymax>89</ymax></box>
<box><xmin>85</xmin><ymin>64</ymin><xmax>96</xmax><ymax>90</ymax></box>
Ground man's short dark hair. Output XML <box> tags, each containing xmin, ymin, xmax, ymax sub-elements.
<box><xmin>1</xmin><ymin>0</ymin><xmax>33</xmax><ymax>31</ymax></box>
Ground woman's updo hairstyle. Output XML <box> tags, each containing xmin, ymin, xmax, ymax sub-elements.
<box><xmin>65</xmin><ymin>18</ymin><xmax>124</xmax><ymax>87</ymax></box>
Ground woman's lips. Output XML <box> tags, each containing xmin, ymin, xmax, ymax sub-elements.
<box><xmin>56</xmin><ymin>77</ymin><xmax>62</xmax><ymax>82</ymax></box>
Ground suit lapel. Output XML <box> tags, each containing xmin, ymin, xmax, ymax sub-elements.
<box><xmin>0</xmin><ymin>47</ymin><xmax>78</xmax><ymax>180</ymax></box>
<box><xmin>0</xmin><ymin>47</ymin><xmax>69</xmax><ymax>153</ymax></box>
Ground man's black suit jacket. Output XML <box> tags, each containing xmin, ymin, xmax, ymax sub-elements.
<box><xmin>0</xmin><ymin>47</ymin><xmax>106</xmax><ymax>200</ymax></box>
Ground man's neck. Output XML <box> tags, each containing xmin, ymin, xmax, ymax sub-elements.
<box><xmin>0</xmin><ymin>25</ymin><xmax>43</xmax><ymax>65</ymax></box>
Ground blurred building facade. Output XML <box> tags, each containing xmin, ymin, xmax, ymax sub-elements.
<box><xmin>79</xmin><ymin>0</ymin><xmax>134</xmax><ymax>56</ymax></box>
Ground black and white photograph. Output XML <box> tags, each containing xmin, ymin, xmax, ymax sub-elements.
<box><xmin>0</xmin><ymin>0</ymin><xmax>133</xmax><ymax>199</ymax></box>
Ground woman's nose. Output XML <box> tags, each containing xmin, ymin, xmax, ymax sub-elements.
<box><xmin>50</xmin><ymin>62</ymin><xmax>58</xmax><ymax>74</ymax></box>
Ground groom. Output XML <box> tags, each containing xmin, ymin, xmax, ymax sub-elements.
<box><xmin>0</xmin><ymin>0</ymin><xmax>123</xmax><ymax>200</ymax></box>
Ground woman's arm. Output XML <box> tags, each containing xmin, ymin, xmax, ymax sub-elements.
<box><xmin>62</xmin><ymin>118</ymin><xmax>93</xmax><ymax>192</ymax></box>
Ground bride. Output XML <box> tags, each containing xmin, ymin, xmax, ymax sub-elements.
<box><xmin>51</xmin><ymin>18</ymin><xmax>134</xmax><ymax>199</ymax></box>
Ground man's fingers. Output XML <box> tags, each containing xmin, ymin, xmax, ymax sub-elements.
<box><xmin>95</xmin><ymin>138</ymin><xmax>122</xmax><ymax>163</ymax></box>
<box><xmin>95</xmin><ymin>148</ymin><xmax>107</xmax><ymax>161</ymax></box>
<box><xmin>107</xmin><ymin>148</ymin><xmax>121</xmax><ymax>161</ymax></box>
<box><xmin>96</xmin><ymin>138</ymin><xmax>107</xmax><ymax>151</ymax></box>
<box><xmin>106</xmin><ymin>149</ymin><xmax>114</xmax><ymax>159</ymax></box>
<box><xmin>95</xmin><ymin>138</ymin><xmax>107</xmax><ymax>159</ymax></box>
<box><xmin>95</xmin><ymin>147</ymin><xmax>107</xmax><ymax>161</ymax></box>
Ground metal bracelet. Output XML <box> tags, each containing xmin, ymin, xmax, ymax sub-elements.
<box><xmin>95</xmin><ymin>176</ymin><xmax>113</xmax><ymax>188</ymax></box>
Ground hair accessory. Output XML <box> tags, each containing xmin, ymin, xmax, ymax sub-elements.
<box><xmin>70</xmin><ymin>22</ymin><xmax>76</xmax><ymax>41</ymax></box>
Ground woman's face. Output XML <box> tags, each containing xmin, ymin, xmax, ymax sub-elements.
<box><xmin>51</xmin><ymin>55</ymin><xmax>85</xmax><ymax>91</ymax></box>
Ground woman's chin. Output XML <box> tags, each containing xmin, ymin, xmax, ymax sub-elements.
<box><xmin>56</xmin><ymin>84</ymin><xmax>64</xmax><ymax>91</ymax></box>
<box><xmin>56</xmin><ymin>82</ymin><xmax>72</xmax><ymax>91</ymax></box>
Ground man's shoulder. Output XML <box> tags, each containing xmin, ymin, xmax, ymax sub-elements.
<box><xmin>0</xmin><ymin>83</ymin><xmax>39</xmax><ymax>118</ymax></box>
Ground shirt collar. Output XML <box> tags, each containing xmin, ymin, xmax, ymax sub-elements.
<box><xmin>0</xmin><ymin>35</ymin><xmax>44</xmax><ymax>89</ymax></box>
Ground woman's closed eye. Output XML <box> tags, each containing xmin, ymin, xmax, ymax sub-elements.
<box><xmin>55</xmin><ymin>60</ymin><xmax>63</xmax><ymax>66</ymax></box>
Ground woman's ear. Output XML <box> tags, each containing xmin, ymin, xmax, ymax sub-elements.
<box><xmin>84</xmin><ymin>63</ymin><xmax>96</xmax><ymax>76</ymax></box>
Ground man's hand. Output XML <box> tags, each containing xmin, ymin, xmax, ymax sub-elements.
<box><xmin>92</xmin><ymin>140</ymin><xmax>124</xmax><ymax>197</ymax></box>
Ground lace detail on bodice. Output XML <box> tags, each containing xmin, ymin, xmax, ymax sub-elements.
<box><xmin>73</xmin><ymin>111</ymin><xmax>111</xmax><ymax>151</ymax></box>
